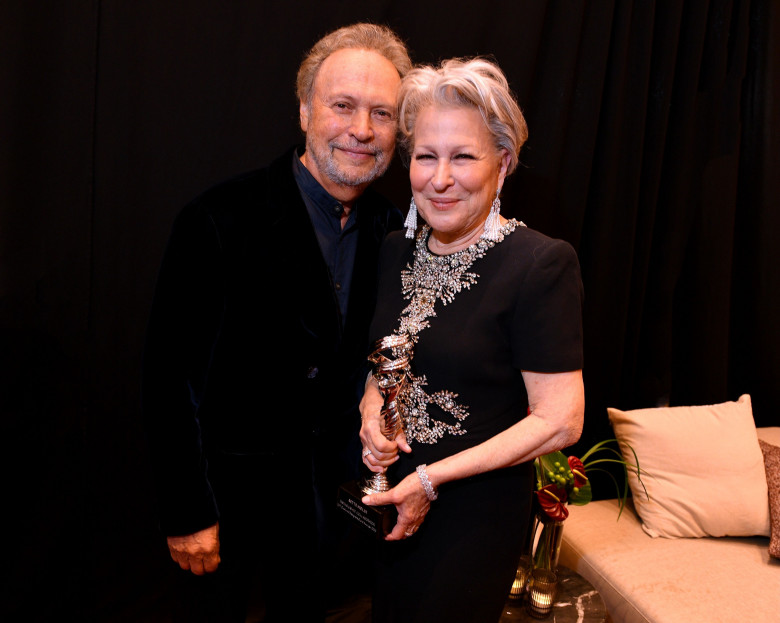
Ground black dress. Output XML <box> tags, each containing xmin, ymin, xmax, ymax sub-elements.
<box><xmin>369</xmin><ymin>221</ymin><xmax>584</xmax><ymax>623</ymax></box>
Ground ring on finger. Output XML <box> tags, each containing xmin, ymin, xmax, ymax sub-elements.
<box><xmin>362</xmin><ymin>448</ymin><xmax>373</xmax><ymax>458</ymax></box>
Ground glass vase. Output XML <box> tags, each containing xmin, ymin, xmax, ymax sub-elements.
<box><xmin>532</xmin><ymin>516</ymin><xmax>564</xmax><ymax>571</ymax></box>
<box><xmin>509</xmin><ymin>508</ymin><xmax>543</xmax><ymax>599</ymax></box>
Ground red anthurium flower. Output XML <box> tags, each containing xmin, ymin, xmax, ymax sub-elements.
<box><xmin>536</xmin><ymin>484</ymin><xmax>570</xmax><ymax>521</ymax></box>
<box><xmin>568</xmin><ymin>456</ymin><xmax>588</xmax><ymax>488</ymax></box>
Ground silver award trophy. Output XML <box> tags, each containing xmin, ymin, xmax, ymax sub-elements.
<box><xmin>337</xmin><ymin>333</ymin><xmax>412</xmax><ymax>537</ymax></box>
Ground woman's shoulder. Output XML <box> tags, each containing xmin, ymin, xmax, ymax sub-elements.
<box><xmin>503</xmin><ymin>223</ymin><xmax>578</xmax><ymax>263</ymax></box>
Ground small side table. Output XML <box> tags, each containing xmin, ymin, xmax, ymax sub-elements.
<box><xmin>499</xmin><ymin>565</ymin><xmax>606</xmax><ymax>622</ymax></box>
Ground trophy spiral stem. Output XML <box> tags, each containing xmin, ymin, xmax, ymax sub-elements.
<box><xmin>362</xmin><ymin>333</ymin><xmax>413</xmax><ymax>497</ymax></box>
<box><xmin>361</xmin><ymin>470</ymin><xmax>392</xmax><ymax>495</ymax></box>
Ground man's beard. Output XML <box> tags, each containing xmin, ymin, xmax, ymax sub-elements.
<box><xmin>306</xmin><ymin>137</ymin><xmax>391</xmax><ymax>187</ymax></box>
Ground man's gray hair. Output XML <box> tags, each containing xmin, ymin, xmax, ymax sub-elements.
<box><xmin>296</xmin><ymin>23</ymin><xmax>412</xmax><ymax>105</ymax></box>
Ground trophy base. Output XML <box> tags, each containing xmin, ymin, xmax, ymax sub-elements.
<box><xmin>337</xmin><ymin>479</ymin><xmax>397</xmax><ymax>539</ymax></box>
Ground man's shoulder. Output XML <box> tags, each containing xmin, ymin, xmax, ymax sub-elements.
<box><xmin>356</xmin><ymin>187</ymin><xmax>404</xmax><ymax>232</ymax></box>
<box><xmin>358</xmin><ymin>186</ymin><xmax>395</xmax><ymax>209</ymax></box>
<box><xmin>197</xmin><ymin>168</ymin><xmax>264</xmax><ymax>202</ymax></box>
<box><xmin>176</xmin><ymin>147</ymin><xmax>298</xmax><ymax>222</ymax></box>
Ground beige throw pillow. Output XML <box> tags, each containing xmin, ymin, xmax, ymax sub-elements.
<box><xmin>608</xmin><ymin>394</ymin><xmax>770</xmax><ymax>538</ymax></box>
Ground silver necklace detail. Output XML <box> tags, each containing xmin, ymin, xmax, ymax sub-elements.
<box><xmin>395</xmin><ymin>219</ymin><xmax>522</xmax><ymax>444</ymax></box>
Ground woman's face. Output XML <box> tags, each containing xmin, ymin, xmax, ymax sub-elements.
<box><xmin>410</xmin><ymin>105</ymin><xmax>509</xmax><ymax>246</ymax></box>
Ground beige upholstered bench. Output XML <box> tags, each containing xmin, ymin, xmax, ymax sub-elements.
<box><xmin>559</xmin><ymin>425</ymin><xmax>780</xmax><ymax>623</ymax></box>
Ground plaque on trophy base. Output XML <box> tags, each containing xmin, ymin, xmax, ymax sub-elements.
<box><xmin>336</xmin><ymin>479</ymin><xmax>397</xmax><ymax>538</ymax></box>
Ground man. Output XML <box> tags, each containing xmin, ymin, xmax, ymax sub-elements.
<box><xmin>142</xmin><ymin>23</ymin><xmax>411</xmax><ymax>622</ymax></box>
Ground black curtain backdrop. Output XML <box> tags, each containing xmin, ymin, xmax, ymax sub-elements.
<box><xmin>2</xmin><ymin>1</ymin><xmax>778</xmax><ymax>621</ymax></box>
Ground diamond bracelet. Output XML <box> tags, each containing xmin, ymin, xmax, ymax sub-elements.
<box><xmin>416</xmin><ymin>464</ymin><xmax>438</xmax><ymax>501</ymax></box>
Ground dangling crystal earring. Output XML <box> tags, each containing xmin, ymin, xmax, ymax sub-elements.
<box><xmin>404</xmin><ymin>197</ymin><xmax>418</xmax><ymax>239</ymax></box>
<box><xmin>481</xmin><ymin>189</ymin><xmax>502</xmax><ymax>241</ymax></box>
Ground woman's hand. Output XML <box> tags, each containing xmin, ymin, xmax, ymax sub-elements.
<box><xmin>362</xmin><ymin>471</ymin><xmax>431</xmax><ymax>540</ymax></box>
<box><xmin>359</xmin><ymin>378</ymin><xmax>411</xmax><ymax>473</ymax></box>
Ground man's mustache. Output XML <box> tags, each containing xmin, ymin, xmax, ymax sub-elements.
<box><xmin>330</xmin><ymin>141</ymin><xmax>381</xmax><ymax>157</ymax></box>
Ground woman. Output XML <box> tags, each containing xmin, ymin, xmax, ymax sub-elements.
<box><xmin>359</xmin><ymin>57</ymin><xmax>585</xmax><ymax>623</ymax></box>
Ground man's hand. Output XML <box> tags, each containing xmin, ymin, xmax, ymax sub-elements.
<box><xmin>167</xmin><ymin>522</ymin><xmax>220</xmax><ymax>575</ymax></box>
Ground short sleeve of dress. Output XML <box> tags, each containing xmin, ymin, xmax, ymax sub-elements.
<box><xmin>511</xmin><ymin>237</ymin><xmax>584</xmax><ymax>372</ymax></box>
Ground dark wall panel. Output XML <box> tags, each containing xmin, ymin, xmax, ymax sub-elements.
<box><xmin>1</xmin><ymin>1</ymin><xmax>99</xmax><ymax>619</ymax></box>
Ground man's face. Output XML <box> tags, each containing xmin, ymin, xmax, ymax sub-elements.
<box><xmin>299</xmin><ymin>48</ymin><xmax>401</xmax><ymax>202</ymax></box>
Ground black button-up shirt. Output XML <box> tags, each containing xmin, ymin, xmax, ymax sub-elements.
<box><xmin>293</xmin><ymin>151</ymin><xmax>358</xmax><ymax>326</ymax></box>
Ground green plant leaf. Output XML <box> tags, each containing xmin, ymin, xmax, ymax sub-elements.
<box><xmin>536</xmin><ymin>451</ymin><xmax>568</xmax><ymax>488</ymax></box>
<box><xmin>567</xmin><ymin>481</ymin><xmax>592</xmax><ymax>505</ymax></box>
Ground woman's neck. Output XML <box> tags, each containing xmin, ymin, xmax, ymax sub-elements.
<box><xmin>427</xmin><ymin>216</ymin><xmax>508</xmax><ymax>255</ymax></box>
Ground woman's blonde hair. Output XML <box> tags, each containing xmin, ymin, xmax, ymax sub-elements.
<box><xmin>398</xmin><ymin>57</ymin><xmax>528</xmax><ymax>175</ymax></box>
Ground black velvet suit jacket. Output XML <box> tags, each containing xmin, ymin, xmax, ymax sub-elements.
<box><xmin>142</xmin><ymin>147</ymin><xmax>403</xmax><ymax>536</ymax></box>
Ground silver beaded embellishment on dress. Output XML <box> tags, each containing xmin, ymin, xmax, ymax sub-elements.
<box><xmin>395</xmin><ymin>219</ymin><xmax>522</xmax><ymax>444</ymax></box>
